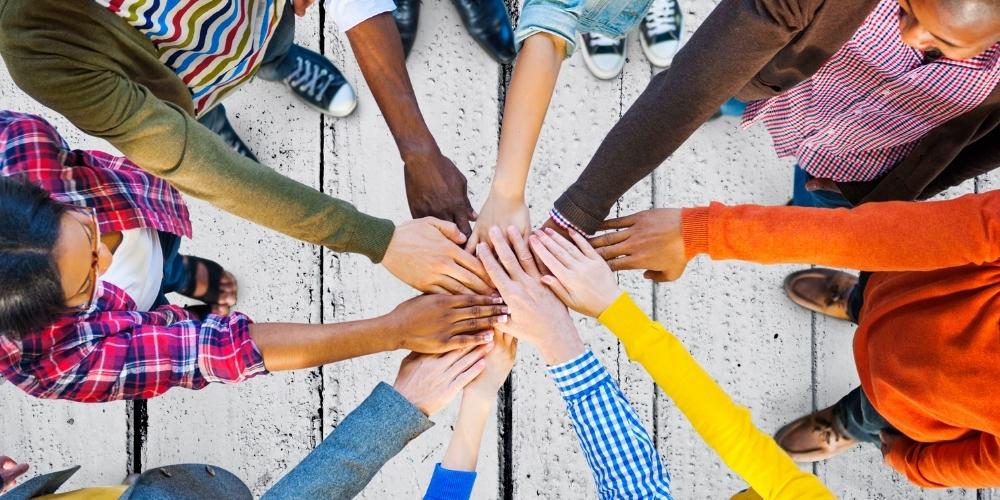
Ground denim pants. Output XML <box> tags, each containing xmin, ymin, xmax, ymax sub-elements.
<box><xmin>516</xmin><ymin>0</ymin><xmax>652</xmax><ymax>56</ymax></box>
<box><xmin>152</xmin><ymin>232</ymin><xmax>189</xmax><ymax>309</ymax></box>
<box><xmin>790</xmin><ymin>164</ymin><xmax>854</xmax><ymax>209</ymax></box>
<box><xmin>196</xmin><ymin>1</ymin><xmax>297</xmax><ymax>136</ymax></box>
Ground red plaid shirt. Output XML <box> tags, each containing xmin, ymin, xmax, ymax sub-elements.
<box><xmin>0</xmin><ymin>111</ymin><xmax>266</xmax><ymax>402</ymax></box>
<box><xmin>743</xmin><ymin>0</ymin><xmax>1000</xmax><ymax>182</ymax></box>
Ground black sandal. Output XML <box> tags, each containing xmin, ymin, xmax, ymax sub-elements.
<box><xmin>178</xmin><ymin>256</ymin><xmax>226</xmax><ymax>305</ymax></box>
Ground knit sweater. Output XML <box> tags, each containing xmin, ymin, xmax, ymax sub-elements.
<box><xmin>682</xmin><ymin>192</ymin><xmax>1000</xmax><ymax>487</ymax></box>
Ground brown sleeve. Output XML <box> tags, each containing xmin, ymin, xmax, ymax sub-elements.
<box><xmin>553</xmin><ymin>0</ymin><xmax>818</xmax><ymax>233</ymax></box>
<box><xmin>681</xmin><ymin>191</ymin><xmax>1000</xmax><ymax>271</ymax></box>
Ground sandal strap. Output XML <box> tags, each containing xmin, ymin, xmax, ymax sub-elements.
<box><xmin>178</xmin><ymin>256</ymin><xmax>224</xmax><ymax>305</ymax></box>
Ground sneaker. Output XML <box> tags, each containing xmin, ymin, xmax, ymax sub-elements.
<box><xmin>640</xmin><ymin>0</ymin><xmax>683</xmax><ymax>67</ymax></box>
<box><xmin>282</xmin><ymin>45</ymin><xmax>357</xmax><ymax>117</ymax></box>
<box><xmin>579</xmin><ymin>33</ymin><xmax>626</xmax><ymax>80</ymax></box>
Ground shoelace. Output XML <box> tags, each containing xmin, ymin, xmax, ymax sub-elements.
<box><xmin>643</xmin><ymin>0</ymin><xmax>678</xmax><ymax>36</ymax></box>
<box><xmin>588</xmin><ymin>33</ymin><xmax>623</xmax><ymax>48</ymax></box>
<box><xmin>287</xmin><ymin>57</ymin><xmax>337</xmax><ymax>102</ymax></box>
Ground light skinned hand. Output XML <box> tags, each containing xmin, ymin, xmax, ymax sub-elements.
<box><xmin>466</xmin><ymin>192</ymin><xmax>531</xmax><ymax>252</ymax></box>
<box><xmin>476</xmin><ymin>226</ymin><xmax>583</xmax><ymax>365</ymax></box>
<box><xmin>383</xmin><ymin>217</ymin><xmax>493</xmax><ymax>295</ymax></box>
<box><xmin>383</xmin><ymin>294</ymin><xmax>509</xmax><ymax>353</ymax></box>
<box><xmin>464</xmin><ymin>331</ymin><xmax>517</xmax><ymax>400</ymax></box>
<box><xmin>393</xmin><ymin>345</ymin><xmax>491</xmax><ymax>416</ymax></box>
<box><xmin>528</xmin><ymin>228</ymin><xmax>622</xmax><ymax>318</ymax></box>
<box><xmin>1</xmin><ymin>456</ymin><xmax>28</xmax><ymax>494</ymax></box>
<box><xmin>589</xmin><ymin>208</ymin><xmax>688</xmax><ymax>282</ymax></box>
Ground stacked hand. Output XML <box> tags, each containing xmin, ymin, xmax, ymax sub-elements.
<box><xmin>383</xmin><ymin>217</ymin><xmax>493</xmax><ymax>295</ymax></box>
<box><xmin>393</xmin><ymin>345</ymin><xmax>491</xmax><ymax>416</ymax></box>
<box><xmin>383</xmin><ymin>294</ymin><xmax>508</xmax><ymax>353</ymax></box>
<box><xmin>1</xmin><ymin>456</ymin><xmax>28</xmax><ymax>494</ymax></box>
<box><xmin>404</xmin><ymin>154</ymin><xmax>477</xmax><ymax>236</ymax></box>
<box><xmin>467</xmin><ymin>192</ymin><xmax>531</xmax><ymax>251</ymax></box>
<box><xmin>588</xmin><ymin>208</ymin><xmax>689</xmax><ymax>283</ymax></box>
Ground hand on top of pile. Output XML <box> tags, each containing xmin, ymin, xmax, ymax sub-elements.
<box><xmin>381</xmin><ymin>294</ymin><xmax>508</xmax><ymax>354</ymax></box>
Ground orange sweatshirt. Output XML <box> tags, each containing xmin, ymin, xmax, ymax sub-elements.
<box><xmin>681</xmin><ymin>191</ymin><xmax>1000</xmax><ymax>488</ymax></box>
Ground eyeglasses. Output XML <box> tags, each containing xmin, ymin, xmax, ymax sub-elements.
<box><xmin>62</xmin><ymin>204</ymin><xmax>100</xmax><ymax>312</ymax></box>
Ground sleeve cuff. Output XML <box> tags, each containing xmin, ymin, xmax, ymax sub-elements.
<box><xmin>552</xmin><ymin>191</ymin><xmax>606</xmax><ymax>235</ymax></box>
<box><xmin>368</xmin><ymin>382</ymin><xmax>435</xmax><ymax>438</ymax></box>
<box><xmin>345</xmin><ymin>215</ymin><xmax>395</xmax><ymax>263</ymax></box>
<box><xmin>681</xmin><ymin>206</ymin><xmax>710</xmax><ymax>259</ymax></box>
<box><xmin>328</xmin><ymin>0</ymin><xmax>397</xmax><ymax>31</ymax></box>
<box><xmin>547</xmin><ymin>350</ymin><xmax>612</xmax><ymax>399</ymax></box>
<box><xmin>424</xmin><ymin>464</ymin><xmax>478</xmax><ymax>499</ymax></box>
<box><xmin>597</xmin><ymin>292</ymin><xmax>650</xmax><ymax>338</ymax></box>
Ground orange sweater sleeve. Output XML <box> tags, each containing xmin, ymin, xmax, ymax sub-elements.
<box><xmin>681</xmin><ymin>191</ymin><xmax>1000</xmax><ymax>271</ymax></box>
<box><xmin>885</xmin><ymin>432</ymin><xmax>1000</xmax><ymax>488</ymax></box>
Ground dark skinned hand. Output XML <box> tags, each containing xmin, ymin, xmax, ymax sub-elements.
<box><xmin>404</xmin><ymin>154</ymin><xmax>477</xmax><ymax>236</ymax></box>
<box><xmin>589</xmin><ymin>208</ymin><xmax>688</xmax><ymax>282</ymax></box>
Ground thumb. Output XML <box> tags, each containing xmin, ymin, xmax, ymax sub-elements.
<box><xmin>643</xmin><ymin>270</ymin><xmax>672</xmax><ymax>282</ymax></box>
<box><xmin>541</xmin><ymin>275</ymin><xmax>573</xmax><ymax>306</ymax></box>
<box><xmin>425</xmin><ymin>217</ymin><xmax>467</xmax><ymax>245</ymax></box>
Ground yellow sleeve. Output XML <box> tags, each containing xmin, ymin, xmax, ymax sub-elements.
<box><xmin>35</xmin><ymin>486</ymin><xmax>128</xmax><ymax>500</ymax></box>
<box><xmin>598</xmin><ymin>293</ymin><xmax>835</xmax><ymax>500</ymax></box>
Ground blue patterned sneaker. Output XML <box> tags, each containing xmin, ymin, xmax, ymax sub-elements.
<box><xmin>639</xmin><ymin>0</ymin><xmax>683</xmax><ymax>67</ymax></box>
<box><xmin>282</xmin><ymin>45</ymin><xmax>357</xmax><ymax>117</ymax></box>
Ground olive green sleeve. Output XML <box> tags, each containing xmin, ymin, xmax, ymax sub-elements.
<box><xmin>1</xmin><ymin>53</ymin><xmax>395</xmax><ymax>261</ymax></box>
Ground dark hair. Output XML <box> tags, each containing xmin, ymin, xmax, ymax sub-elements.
<box><xmin>0</xmin><ymin>177</ymin><xmax>67</xmax><ymax>340</ymax></box>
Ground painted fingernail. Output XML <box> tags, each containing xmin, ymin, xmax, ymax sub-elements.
<box><xmin>492</xmin><ymin>295</ymin><xmax>503</xmax><ymax>303</ymax></box>
<box><xmin>498</xmin><ymin>314</ymin><xmax>509</xmax><ymax>323</ymax></box>
<box><xmin>483</xmin><ymin>332</ymin><xmax>494</xmax><ymax>342</ymax></box>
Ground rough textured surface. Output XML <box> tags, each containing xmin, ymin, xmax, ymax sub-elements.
<box><xmin>0</xmin><ymin>0</ymin><xmax>994</xmax><ymax>497</ymax></box>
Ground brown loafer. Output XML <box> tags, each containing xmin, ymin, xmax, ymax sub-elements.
<box><xmin>783</xmin><ymin>268</ymin><xmax>858</xmax><ymax>321</ymax></box>
<box><xmin>774</xmin><ymin>405</ymin><xmax>858</xmax><ymax>462</ymax></box>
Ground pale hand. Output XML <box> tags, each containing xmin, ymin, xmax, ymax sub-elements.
<box><xmin>589</xmin><ymin>208</ymin><xmax>688</xmax><ymax>283</ymax></box>
<box><xmin>467</xmin><ymin>192</ymin><xmax>531</xmax><ymax>251</ymax></box>
<box><xmin>1</xmin><ymin>456</ymin><xmax>28</xmax><ymax>494</ymax></box>
<box><xmin>475</xmin><ymin>226</ymin><xmax>583</xmax><ymax>365</ymax></box>
<box><xmin>393</xmin><ymin>346</ymin><xmax>490</xmax><ymax>416</ymax></box>
<box><xmin>464</xmin><ymin>331</ymin><xmax>517</xmax><ymax>400</ymax></box>
<box><xmin>528</xmin><ymin>228</ymin><xmax>621</xmax><ymax>318</ymax></box>
<box><xmin>383</xmin><ymin>294</ymin><xmax>509</xmax><ymax>353</ymax></box>
<box><xmin>383</xmin><ymin>217</ymin><xmax>493</xmax><ymax>295</ymax></box>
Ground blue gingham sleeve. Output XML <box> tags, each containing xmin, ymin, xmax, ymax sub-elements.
<box><xmin>548</xmin><ymin>350</ymin><xmax>673</xmax><ymax>499</ymax></box>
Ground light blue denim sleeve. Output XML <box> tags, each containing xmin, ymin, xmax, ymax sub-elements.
<box><xmin>423</xmin><ymin>463</ymin><xmax>478</xmax><ymax>499</ymax></box>
<box><xmin>548</xmin><ymin>350</ymin><xmax>673</xmax><ymax>500</ymax></box>
<box><xmin>262</xmin><ymin>382</ymin><xmax>434</xmax><ymax>500</ymax></box>
<box><xmin>514</xmin><ymin>0</ymin><xmax>584</xmax><ymax>57</ymax></box>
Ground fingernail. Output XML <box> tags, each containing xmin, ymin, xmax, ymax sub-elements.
<box><xmin>477</xmin><ymin>243</ymin><xmax>487</xmax><ymax>254</ymax></box>
<box><xmin>498</xmin><ymin>314</ymin><xmax>509</xmax><ymax>324</ymax></box>
<box><xmin>490</xmin><ymin>226</ymin><xmax>502</xmax><ymax>236</ymax></box>
<box><xmin>545</xmin><ymin>228</ymin><xmax>556</xmax><ymax>235</ymax></box>
<box><xmin>483</xmin><ymin>332</ymin><xmax>494</xmax><ymax>342</ymax></box>
<box><xmin>501</xmin><ymin>306</ymin><xmax>510</xmax><ymax>314</ymax></box>
<box><xmin>492</xmin><ymin>295</ymin><xmax>503</xmax><ymax>303</ymax></box>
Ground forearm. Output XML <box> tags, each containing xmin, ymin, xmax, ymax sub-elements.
<box><xmin>250</xmin><ymin>316</ymin><xmax>397</xmax><ymax>372</ymax></box>
<box><xmin>598</xmin><ymin>294</ymin><xmax>834</xmax><ymax>499</ymax></box>
<box><xmin>441</xmin><ymin>393</ymin><xmax>493</xmax><ymax>471</ymax></box>
<box><xmin>346</xmin><ymin>13</ymin><xmax>440</xmax><ymax>162</ymax></box>
<box><xmin>887</xmin><ymin>433</ymin><xmax>1000</xmax><ymax>488</ymax></box>
<box><xmin>682</xmin><ymin>192</ymin><xmax>1000</xmax><ymax>271</ymax></box>
<box><xmin>493</xmin><ymin>34</ymin><xmax>565</xmax><ymax>199</ymax></box>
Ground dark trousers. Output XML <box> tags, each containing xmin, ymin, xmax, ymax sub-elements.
<box><xmin>790</xmin><ymin>164</ymin><xmax>855</xmax><ymax>209</ymax></box>
<box><xmin>152</xmin><ymin>231</ymin><xmax>189</xmax><ymax>309</ymax></box>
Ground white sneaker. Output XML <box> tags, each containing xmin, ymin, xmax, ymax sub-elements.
<box><xmin>578</xmin><ymin>33</ymin><xmax>627</xmax><ymax>80</ymax></box>
<box><xmin>640</xmin><ymin>0</ymin><xmax>683</xmax><ymax>67</ymax></box>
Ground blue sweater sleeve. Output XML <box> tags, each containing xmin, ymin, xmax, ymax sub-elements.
<box><xmin>423</xmin><ymin>463</ymin><xmax>478</xmax><ymax>499</ymax></box>
<box><xmin>548</xmin><ymin>350</ymin><xmax>673</xmax><ymax>499</ymax></box>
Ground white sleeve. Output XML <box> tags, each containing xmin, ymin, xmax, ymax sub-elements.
<box><xmin>325</xmin><ymin>0</ymin><xmax>397</xmax><ymax>32</ymax></box>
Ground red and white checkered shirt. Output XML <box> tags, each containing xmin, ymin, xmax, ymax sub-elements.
<box><xmin>743</xmin><ymin>0</ymin><xmax>1000</xmax><ymax>182</ymax></box>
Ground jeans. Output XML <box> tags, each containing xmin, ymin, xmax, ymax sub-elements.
<box><xmin>833</xmin><ymin>385</ymin><xmax>895</xmax><ymax>444</ymax></box>
<box><xmin>515</xmin><ymin>0</ymin><xmax>652</xmax><ymax>56</ymax></box>
<box><xmin>152</xmin><ymin>232</ymin><xmax>189</xmax><ymax>309</ymax></box>
<box><xmin>791</xmin><ymin>164</ymin><xmax>854</xmax><ymax>209</ymax></box>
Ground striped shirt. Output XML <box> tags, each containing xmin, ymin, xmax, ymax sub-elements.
<box><xmin>743</xmin><ymin>0</ymin><xmax>1000</xmax><ymax>182</ymax></box>
<box><xmin>549</xmin><ymin>350</ymin><xmax>673</xmax><ymax>499</ymax></box>
<box><xmin>95</xmin><ymin>0</ymin><xmax>286</xmax><ymax>115</ymax></box>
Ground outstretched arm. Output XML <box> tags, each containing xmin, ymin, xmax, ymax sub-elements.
<box><xmin>467</xmin><ymin>34</ymin><xmax>567</xmax><ymax>249</ymax></box>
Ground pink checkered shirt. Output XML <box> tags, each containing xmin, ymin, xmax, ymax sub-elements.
<box><xmin>743</xmin><ymin>0</ymin><xmax>1000</xmax><ymax>182</ymax></box>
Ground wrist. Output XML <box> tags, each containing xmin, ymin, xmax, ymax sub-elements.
<box><xmin>462</xmin><ymin>387</ymin><xmax>499</xmax><ymax>407</ymax></box>
<box><xmin>399</xmin><ymin>140</ymin><xmax>442</xmax><ymax>165</ymax></box>
<box><xmin>538</xmin><ymin>329</ymin><xmax>586</xmax><ymax>366</ymax></box>
<box><xmin>488</xmin><ymin>178</ymin><xmax>526</xmax><ymax>202</ymax></box>
<box><xmin>374</xmin><ymin>314</ymin><xmax>405</xmax><ymax>351</ymax></box>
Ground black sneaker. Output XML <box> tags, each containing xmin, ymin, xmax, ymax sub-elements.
<box><xmin>578</xmin><ymin>33</ymin><xmax>626</xmax><ymax>80</ymax></box>
<box><xmin>639</xmin><ymin>0</ymin><xmax>683</xmax><ymax>67</ymax></box>
<box><xmin>392</xmin><ymin>0</ymin><xmax>421</xmax><ymax>58</ymax></box>
<box><xmin>282</xmin><ymin>45</ymin><xmax>357</xmax><ymax>117</ymax></box>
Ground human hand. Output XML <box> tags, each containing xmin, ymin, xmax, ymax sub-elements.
<box><xmin>383</xmin><ymin>218</ymin><xmax>492</xmax><ymax>295</ymax></box>
<box><xmin>1</xmin><ymin>456</ymin><xmax>28</xmax><ymax>494</ymax></box>
<box><xmin>404</xmin><ymin>153</ymin><xmax>477</xmax><ymax>236</ymax></box>
<box><xmin>393</xmin><ymin>345</ymin><xmax>491</xmax><ymax>416</ymax></box>
<box><xmin>805</xmin><ymin>177</ymin><xmax>842</xmax><ymax>194</ymax></box>
<box><xmin>528</xmin><ymin>228</ymin><xmax>622</xmax><ymax>318</ymax></box>
<box><xmin>383</xmin><ymin>294</ymin><xmax>508</xmax><ymax>353</ymax></box>
<box><xmin>476</xmin><ymin>226</ymin><xmax>583</xmax><ymax>365</ymax></box>
<box><xmin>589</xmin><ymin>209</ymin><xmax>688</xmax><ymax>282</ymax></box>
<box><xmin>466</xmin><ymin>191</ymin><xmax>531</xmax><ymax>251</ymax></box>
<box><xmin>464</xmin><ymin>331</ymin><xmax>517</xmax><ymax>400</ymax></box>
<box><xmin>292</xmin><ymin>0</ymin><xmax>318</xmax><ymax>16</ymax></box>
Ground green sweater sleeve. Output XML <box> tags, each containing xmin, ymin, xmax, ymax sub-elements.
<box><xmin>0</xmin><ymin>1</ymin><xmax>394</xmax><ymax>261</ymax></box>
<box><xmin>598</xmin><ymin>293</ymin><xmax>835</xmax><ymax>500</ymax></box>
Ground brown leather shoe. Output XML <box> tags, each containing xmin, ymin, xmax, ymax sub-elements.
<box><xmin>774</xmin><ymin>405</ymin><xmax>858</xmax><ymax>462</ymax></box>
<box><xmin>783</xmin><ymin>268</ymin><xmax>858</xmax><ymax>321</ymax></box>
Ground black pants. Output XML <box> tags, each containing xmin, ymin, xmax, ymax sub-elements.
<box><xmin>835</xmin><ymin>271</ymin><xmax>897</xmax><ymax>444</ymax></box>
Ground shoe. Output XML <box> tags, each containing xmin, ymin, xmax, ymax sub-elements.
<box><xmin>451</xmin><ymin>0</ymin><xmax>516</xmax><ymax>64</ymax></box>
<box><xmin>393</xmin><ymin>0</ymin><xmax>420</xmax><ymax>58</ymax></box>
<box><xmin>579</xmin><ymin>33</ymin><xmax>626</xmax><ymax>80</ymax></box>
<box><xmin>639</xmin><ymin>0</ymin><xmax>683</xmax><ymax>67</ymax></box>
<box><xmin>197</xmin><ymin>104</ymin><xmax>260</xmax><ymax>163</ymax></box>
<box><xmin>774</xmin><ymin>405</ymin><xmax>859</xmax><ymax>462</ymax></box>
<box><xmin>783</xmin><ymin>268</ymin><xmax>858</xmax><ymax>321</ymax></box>
<box><xmin>282</xmin><ymin>45</ymin><xmax>357</xmax><ymax>117</ymax></box>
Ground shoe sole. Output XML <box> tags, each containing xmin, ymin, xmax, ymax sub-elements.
<box><xmin>284</xmin><ymin>81</ymin><xmax>359</xmax><ymax>118</ymax></box>
<box><xmin>577</xmin><ymin>34</ymin><xmax>626</xmax><ymax>80</ymax></box>
<box><xmin>782</xmin><ymin>269</ymin><xmax>855</xmax><ymax>321</ymax></box>
<box><xmin>639</xmin><ymin>17</ymin><xmax>684</xmax><ymax>68</ymax></box>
